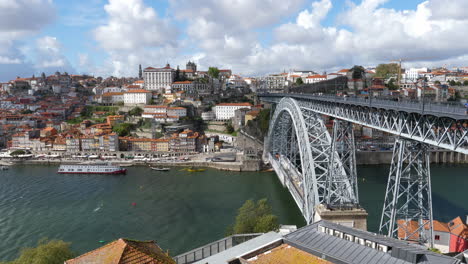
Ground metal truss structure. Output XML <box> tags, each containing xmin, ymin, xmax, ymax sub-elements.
<box><xmin>261</xmin><ymin>93</ymin><xmax>468</xmax><ymax>154</ymax></box>
<box><xmin>379</xmin><ymin>138</ymin><xmax>434</xmax><ymax>247</ymax></box>
<box><xmin>266</xmin><ymin>97</ymin><xmax>357</xmax><ymax>223</ymax></box>
<box><xmin>327</xmin><ymin>120</ymin><xmax>359</xmax><ymax>206</ymax></box>
<box><xmin>259</xmin><ymin>93</ymin><xmax>467</xmax><ymax>245</ymax></box>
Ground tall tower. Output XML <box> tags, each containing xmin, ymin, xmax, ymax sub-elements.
<box><xmin>139</xmin><ymin>64</ymin><xmax>143</xmax><ymax>79</ymax></box>
<box><xmin>186</xmin><ymin>61</ymin><xmax>197</xmax><ymax>72</ymax></box>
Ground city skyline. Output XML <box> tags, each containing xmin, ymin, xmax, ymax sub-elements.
<box><xmin>1</xmin><ymin>0</ymin><xmax>468</xmax><ymax>81</ymax></box>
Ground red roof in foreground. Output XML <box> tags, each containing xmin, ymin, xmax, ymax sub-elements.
<box><xmin>65</xmin><ymin>238</ymin><xmax>175</xmax><ymax>264</ymax></box>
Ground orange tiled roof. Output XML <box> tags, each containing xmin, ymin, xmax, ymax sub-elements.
<box><xmin>65</xmin><ymin>238</ymin><xmax>175</xmax><ymax>264</ymax></box>
<box><xmin>449</xmin><ymin>217</ymin><xmax>468</xmax><ymax>239</ymax></box>
<box><xmin>307</xmin><ymin>74</ymin><xmax>326</xmax><ymax>79</ymax></box>
<box><xmin>248</xmin><ymin>244</ymin><xmax>332</xmax><ymax>264</ymax></box>
<box><xmin>125</xmin><ymin>89</ymin><xmax>151</xmax><ymax>93</ymax></box>
<box><xmin>217</xmin><ymin>102</ymin><xmax>252</xmax><ymax>107</ymax></box>
<box><xmin>144</xmin><ymin>105</ymin><xmax>167</xmax><ymax>108</ymax></box>
<box><xmin>102</xmin><ymin>92</ymin><xmax>124</xmax><ymax>97</ymax></box>
<box><xmin>397</xmin><ymin>219</ymin><xmax>420</xmax><ymax>241</ymax></box>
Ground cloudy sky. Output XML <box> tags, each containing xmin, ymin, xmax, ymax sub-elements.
<box><xmin>1</xmin><ymin>0</ymin><xmax>468</xmax><ymax>81</ymax></box>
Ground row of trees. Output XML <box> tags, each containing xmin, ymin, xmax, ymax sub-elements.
<box><xmin>449</xmin><ymin>80</ymin><xmax>468</xmax><ymax>86</ymax></box>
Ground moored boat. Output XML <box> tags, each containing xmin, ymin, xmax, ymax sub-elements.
<box><xmin>58</xmin><ymin>162</ymin><xmax>127</xmax><ymax>174</ymax></box>
<box><xmin>151</xmin><ymin>167</ymin><xmax>170</xmax><ymax>171</ymax></box>
<box><xmin>186</xmin><ymin>167</ymin><xmax>206</xmax><ymax>172</ymax></box>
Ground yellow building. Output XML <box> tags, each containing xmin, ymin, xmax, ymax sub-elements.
<box><xmin>155</xmin><ymin>139</ymin><xmax>169</xmax><ymax>152</ymax></box>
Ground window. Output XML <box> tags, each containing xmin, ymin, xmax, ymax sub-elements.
<box><xmin>435</xmin><ymin>235</ymin><xmax>440</xmax><ymax>241</ymax></box>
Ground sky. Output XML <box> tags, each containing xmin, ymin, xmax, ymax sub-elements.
<box><xmin>1</xmin><ymin>0</ymin><xmax>468</xmax><ymax>81</ymax></box>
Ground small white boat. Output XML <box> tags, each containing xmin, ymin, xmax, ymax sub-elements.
<box><xmin>151</xmin><ymin>167</ymin><xmax>170</xmax><ymax>171</ymax></box>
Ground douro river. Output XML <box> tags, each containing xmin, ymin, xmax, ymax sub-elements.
<box><xmin>0</xmin><ymin>164</ymin><xmax>466</xmax><ymax>260</ymax></box>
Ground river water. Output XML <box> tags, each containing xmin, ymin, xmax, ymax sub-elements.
<box><xmin>0</xmin><ymin>164</ymin><xmax>466</xmax><ymax>260</ymax></box>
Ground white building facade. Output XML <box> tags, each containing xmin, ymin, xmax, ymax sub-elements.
<box><xmin>213</xmin><ymin>103</ymin><xmax>252</xmax><ymax>120</ymax></box>
<box><xmin>124</xmin><ymin>90</ymin><xmax>152</xmax><ymax>105</ymax></box>
<box><xmin>405</xmin><ymin>67</ymin><xmax>429</xmax><ymax>81</ymax></box>
<box><xmin>144</xmin><ymin>64</ymin><xmax>175</xmax><ymax>91</ymax></box>
<box><xmin>305</xmin><ymin>74</ymin><xmax>327</xmax><ymax>84</ymax></box>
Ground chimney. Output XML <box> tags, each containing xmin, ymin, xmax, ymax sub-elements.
<box><xmin>466</xmin><ymin>215</ymin><xmax>468</xmax><ymax>225</ymax></box>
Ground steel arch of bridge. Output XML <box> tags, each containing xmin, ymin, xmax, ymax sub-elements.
<box><xmin>266</xmin><ymin>97</ymin><xmax>357</xmax><ymax>223</ymax></box>
<box><xmin>261</xmin><ymin>94</ymin><xmax>468</xmax><ymax>154</ymax></box>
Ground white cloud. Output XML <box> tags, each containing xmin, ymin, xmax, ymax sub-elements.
<box><xmin>82</xmin><ymin>0</ymin><xmax>468</xmax><ymax>77</ymax></box>
<box><xmin>427</xmin><ymin>0</ymin><xmax>468</xmax><ymax>21</ymax></box>
<box><xmin>34</xmin><ymin>36</ymin><xmax>73</xmax><ymax>71</ymax></box>
<box><xmin>243</xmin><ymin>0</ymin><xmax>468</xmax><ymax>74</ymax></box>
<box><xmin>169</xmin><ymin>0</ymin><xmax>306</xmax><ymax>72</ymax></box>
<box><xmin>0</xmin><ymin>56</ymin><xmax>21</xmax><ymax>64</ymax></box>
<box><xmin>0</xmin><ymin>0</ymin><xmax>55</xmax><ymax>33</ymax></box>
<box><xmin>0</xmin><ymin>0</ymin><xmax>55</xmax><ymax>81</ymax></box>
<box><xmin>93</xmin><ymin>0</ymin><xmax>179</xmax><ymax>76</ymax></box>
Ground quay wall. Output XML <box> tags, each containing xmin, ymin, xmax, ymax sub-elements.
<box><xmin>16</xmin><ymin>159</ymin><xmax>262</xmax><ymax>172</ymax></box>
<box><xmin>357</xmin><ymin>150</ymin><xmax>468</xmax><ymax>165</ymax></box>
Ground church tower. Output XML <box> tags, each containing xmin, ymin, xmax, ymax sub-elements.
<box><xmin>139</xmin><ymin>64</ymin><xmax>143</xmax><ymax>79</ymax></box>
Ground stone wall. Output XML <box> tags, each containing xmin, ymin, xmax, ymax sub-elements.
<box><xmin>236</xmin><ymin>130</ymin><xmax>264</xmax><ymax>156</ymax></box>
<box><xmin>356</xmin><ymin>150</ymin><xmax>468</xmax><ymax>165</ymax></box>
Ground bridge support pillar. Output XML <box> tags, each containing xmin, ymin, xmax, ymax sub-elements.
<box><xmin>314</xmin><ymin>204</ymin><xmax>368</xmax><ymax>231</ymax></box>
<box><xmin>379</xmin><ymin>138</ymin><xmax>434</xmax><ymax>247</ymax></box>
<box><xmin>326</xmin><ymin>120</ymin><xmax>359</xmax><ymax>205</ymax></box>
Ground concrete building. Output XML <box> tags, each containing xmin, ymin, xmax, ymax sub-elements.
<box><xmin>178</xmin><ymin>220</ymin><xmax>459</xmax><ymax>264</ymax></box>
<box><xmin>142</xmin><ymin>105</ymin><xmax>186</xmax><ymax>121</ymax></box>
<box><xmin>398</xmin><ymin>216</ymin><xmax>468</xmax><ymax>253</ymax></box>
<box><xmin>123</xmin><ymin>89</ymin><xmax>152</xmax><ymax>105</ymax></box>
<box><xmin>143</xmin><ymin>64</ymin><xmax>175</xmax><ymax>91</ymax></box>
<box><xmin>100</xmin><ymin>92</ymin><xmax>124</xmax><ymax>105</ymax></box>
<box><xmin>405</xmin><ymin>67</ymin><xmax>429</xmax><ymax>81</ymax></box>
<box><xmin>265</xmin><ymin>73</ymin><xmax>287</xmax><ymax>92</ymax></box>
<box><xmin>213</xmin><ymin>103</ymin><xmax>252</xmax><ymax>121</ymax></box>
<box><xmin>305</xmin><ymin>74</ymin><xmax>327</xmax><ymax>84</ymax></box>
<box><xmin>201</xmin><ymin>111</ymin><xmax>215</xmax><ymax>121</ymax></box>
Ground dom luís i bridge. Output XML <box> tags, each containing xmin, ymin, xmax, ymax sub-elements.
<box><xmin>259</xmin><ymin>92</ymin><xmax>468</xmax><ymax>247</ymax></box>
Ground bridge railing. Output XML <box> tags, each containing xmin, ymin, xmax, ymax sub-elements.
<box><xmin>260</xmin><ymin>93</ymin><xmax>468</xmax><ymax>117</ymax></box>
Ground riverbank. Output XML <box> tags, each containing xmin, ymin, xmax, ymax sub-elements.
<box><xmin>356</xmin><ymin>150</ymin><xmax>468</xmax><ymax>165</ymax></box>
<box><xmin>13</xmin><ymin>158</ymin><xmax>263</xmax><ymax>172</ymax></box>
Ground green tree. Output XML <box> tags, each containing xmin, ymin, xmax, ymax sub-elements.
<box><xmin>434</xmin><ymin>80</ymin><xmax>441</xmax><ymax>85</ymax></box>
<box><xmin>208</xmin><ymin>67</ymin><xmax>220</xmax><ymax>79</ymax></box>
<box><xmin>295</xmin><ymin>77</ymin><xmax>304</xmax><ymax>85</ymax></box>
<box><xmin>449</xmin><ymin>80</ymin><xmax>456</xmax><ymax>86</ymax></box>
<box><xmin>10</xmin><ymin>150</ymin><xmax>26</xmax><ymax>156</ymax></box>
<box><xmin>129</xmin><ymin>107</ymin><xmax>143</xmax><ymax>116</ymax></box>
<box><xmin>463</xmin><ymin>80</ymin><xmax>468</xmax><ymax>86</ymax></box>
<box><xmin>226</xmin><ymin>122</ymin><xmax>235</xmax><ymax>134</ymax></box>
<box><xmin>20</xmin><ymin>109</ymin><xmax>33</xmax><ymax>114</ymax></box>
<box><xmin>351</xmin><ymin>65</ymin><xmax>366</xmax><ymax>80</ymax></box>
<box><xmin>374</xmin><ymin>63</ymin><xmax>399</xmax><ymax>78</ymax></box>
<box><xmin>386</xmin><ymin>78</ymin><xmax>398</xmax><ymax>90</ymax></box>
<box><xmin>0</xmin><ymin>238</ymin><xmax>74</xmax><ymax>264</ymax></box>
<box><xmin>228</xmin><ymin>199</ymin><xmax>279</xmax><ymax>235</ymax></box>
<box><xmin>113</xmin><ymin>123</ymin><xmax>134</xmax><ymax>136</ymax></box>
